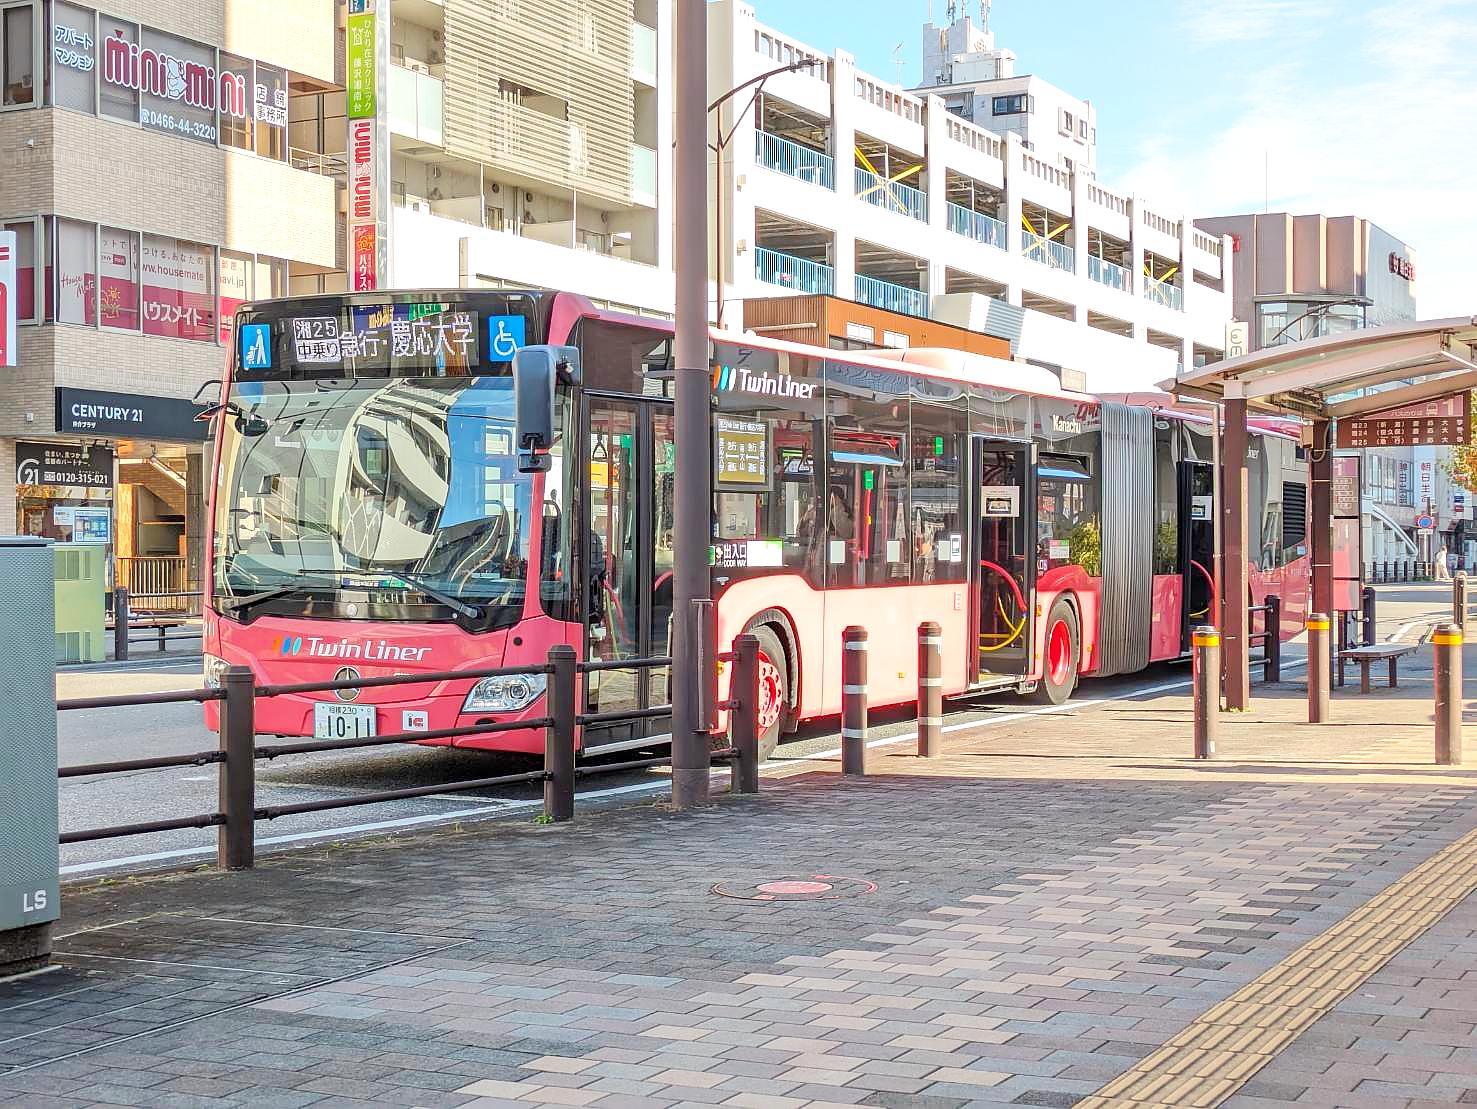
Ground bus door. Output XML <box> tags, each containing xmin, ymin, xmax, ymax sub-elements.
<box><xmin>582</xmin><ymin>396</ymin><xmax>675</xmax><ymax>746</ymax></box>
<box><xmin>969</xmin><ymin>438</ymin><xmax>1035</xmax><ymax>684</ymax></box>
<box><xmin>1178</xmin><ymin>460</ymin><xmax>1216</xmax><ymax>652</ymax></box>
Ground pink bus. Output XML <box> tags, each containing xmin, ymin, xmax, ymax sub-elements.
<box><xmin>202</xmin><ymin>289</ymin><xmax>1330</xmax><ymax>757</ymax></box>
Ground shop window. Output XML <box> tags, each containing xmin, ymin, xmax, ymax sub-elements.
<box><xmin>141</xmin><ymin>235</ymin><xmax>215</xmax><ymax>341</ymax></box>
<box><xmin>254</xmin><ymin>62</ymin><xmax>287</xmax><ymax>160</ymax></box>
<box><xmin>98</xmin><ymin>226</ymin><xmax>139</xmax><ymax>330</ymax></box>
<box><xmin>55</xmin><ymin>218</ymin><xmax>96</xmax><ymax>325</ymax></box>
<box><xmin>4</xmin><ymin>218</ymin><xmax>37</xmax><ymax>320</ymax></box>
<box><xmin>50</xmin><ymin>2</ymin><xmax>95</xmax><ymax>113</ymax></box>
<box><xmin>97</xmin><ymin>14</ymin><xmax>137</xmax><ymax>122</ymax></box>
<box><xmin>2</xmin><ymin>2</ymin><xmax>35</xmax><ymax>107</ymax></box>
<box><xmin>219</xmin><ymin>52</ymin><xmax>254</xmax><ymax>151</ymax></box>
<box><xmin>138</xmin><ymin>27</ymin><xmax>217</xmax><ymax>144</ymax></box>
<box><xmin>218</xmin><ymin>249</ymin><xmax>253</xmax><ymax>342</ymax></box>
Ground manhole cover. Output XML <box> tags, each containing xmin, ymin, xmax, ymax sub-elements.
<box><xmin>712</xmin><ymin>874</ymin><xmax>877</xmax><ymax>901</ymax></box>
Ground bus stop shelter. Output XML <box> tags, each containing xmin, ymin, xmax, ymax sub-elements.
<box><xmin>1167</xmin><ymin>316</ymin><xmax>1477</xmax><ymax>709</ymax></box>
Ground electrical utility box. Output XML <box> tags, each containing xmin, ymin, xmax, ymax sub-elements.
<box><xmin>0</xmin><ymin>538</ymin><xmax>60</xmax><ymax>975</ymax></box>
<box><xmin>54</xmin><ymin>541</ymin><xmax>106</xmax><ymax>664</ymax></box>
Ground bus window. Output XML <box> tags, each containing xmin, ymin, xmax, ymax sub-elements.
<box><xmin>1036</xmin><ymin>454</ymin><xmax>1098</xmax><ymax>577</ymax></box>
<box><xmin>910</xmin><ymin>399</ymin><xmax>967</xmax><ymax>584</ymax></box>
<box><xmin>827</xmin><ymin>429</ymin><xmax>907</xmax><ymax>586</ymax></box>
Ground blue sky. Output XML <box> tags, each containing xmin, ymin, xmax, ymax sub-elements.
<box><xmin>747</xmin><ymin>0</ymin><xmax>1477</xmax><ymax>317</ymax></box>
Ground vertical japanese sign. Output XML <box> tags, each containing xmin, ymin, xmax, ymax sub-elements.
<box><xmin>345</xmin><ymin>0</ymin><xmax>388</xmax><ymax>291</ymax></box>
<box><xmin>0</xmin><ymin>230</ymin><xmax>15</xmax><ymax>368</ymax></box>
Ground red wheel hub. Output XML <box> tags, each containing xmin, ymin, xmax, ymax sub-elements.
<box><xmin>1047</xmin><ymin>620</ymin><xmax>1073</xmax><ymax>685</ymax></box>
<box><xmin>756</xmin><ymin>650</ymin><xmax>784</xmax><ymax>733</ymax></box>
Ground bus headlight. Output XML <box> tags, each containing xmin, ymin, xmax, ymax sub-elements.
<box><xmin>463</xmin><ymin>674</ymin><xmax>547</xmax><ymax>713</ymax></box>
<box><xmin>203</xmin><ymin>654</ymin><xmax>230</xmax><ymax>689</ymax></box>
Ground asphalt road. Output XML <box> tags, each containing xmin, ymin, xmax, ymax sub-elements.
<box><xmin>56</xmin><ymin>583</ymin><xmax>1452</xmax><ymax>878</ymax></box>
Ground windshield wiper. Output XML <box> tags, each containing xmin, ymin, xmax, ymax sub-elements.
<box><xmin>218</xmin><ymin>583</ymin><xmax>320</xmax><ymax>617</ymax></box>
<box><xmin>385</xmin><ymin>571</ymin><xmax>482</xmax><ymax>620</ymax></box>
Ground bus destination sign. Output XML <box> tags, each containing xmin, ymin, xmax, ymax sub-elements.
<box><xmin>1334</xmin><ymin>395</ymin><xmax>1471</xmax><ymax>450</ymax></box>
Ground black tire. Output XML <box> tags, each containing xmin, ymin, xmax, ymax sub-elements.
<box><xmin>747</xmin><ymin>624</ymin><xmax>788</xmax><ymax>760</ymax></box>
<box><xmin>1033</xmin><ymin>599</ymin><xmax>1080</xmax><ymax>705</ymax></box>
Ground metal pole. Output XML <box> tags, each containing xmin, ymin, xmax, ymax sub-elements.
<box><xmin>1220</xmin><ymin>394</ymin><xmax>1251</xmax><ymax>710</ymax></box>
<box><xmin>1361</xmin><ymin>585</ymin><xmax>1376</xmax><ymax>646</ymax></box>
<box><xmin>917</xmin><ymin>621</ymin><xmax>942</xmax><ymax>757</ymax></box>
<box><xmin>218</xmin><ymin>665</ymin><xmax>256</xmax><ymax>870</ymax></box>
<box><xmin>1306</xmin><ymin>612</ymin><xmax>1330</xmax><ymax>724</ymax></box>
<box><xmin>1192</xmin><ymin>626</ymin><xmax>1218</xmax><ymax>759</ymax></box>
<box><xmin>1264</xmin><ymin>595</ymin><xmax>1281</xmax><ymax>683</ymax></box>
<box><xmin>1454</xmin><ymin>572</ymin><xmax>1468</xmax><ymax>635</ymax></box>
<box><xmin>1433</xmin><ymin>623</ymin><xmax>1463</xmax><ymax>765</ymax></box>
<box><xmin>1310</xmin><ymin>419</ymin><xmax>1333</xmax><ymax>619</ymax></box>
<box><xmin>729</xmin><ymin>634</ymin><xmax>760</xmax><ymax>794</ymax></box>
<box><xmin>841</xmin><ymin>626</ymin><xmax>868</xmax><ymax>776</ymax></box>
<box><xmin>544</xmin><ymin>645</ymin><xmax>576</xmax><ymax>822</ymax></box>
<box><xmin>671</xmin><ymin>0</ymin><xmax>712</xmax><ymax>810</ymax></box>
<box><xmin>113</xmin><ymin>586</ymin><xmax>129</xmax><ymax>662</ymax></box>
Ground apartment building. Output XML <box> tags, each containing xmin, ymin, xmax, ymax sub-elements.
<box><xmin>1194</xmin><ymin>211</ymin><xmax>1442</xmax><ymax>569</ymax></box>
<box><xmin>0</xmin><ymin>0</ymin><xmax>339</xmax><ymax>597</ymax></box>
<box><xmin>710</xmin><ymin>1</ymin><xmax>1233</xmax><ymax>393</ymax></box>
<box><xmin>374</xmin><ymin>0</ymin><xmax>674</xmax><ymax>317</ymax></box>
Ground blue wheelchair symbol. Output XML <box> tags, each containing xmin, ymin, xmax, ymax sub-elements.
<box><xmin>487</xmin><ymin>314</ymin><xmax>526</xmax><ymax>360</ymax></box>
<box><xmin>239</xmin><ymin>323</ymin><xmax>272</xmax><ymax>370</ymax></box>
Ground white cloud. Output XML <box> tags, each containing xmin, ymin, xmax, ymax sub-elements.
<box><xmin>1179</xmin><ymin>1</ymin><xmax>1339</xmax><ymax>45</ymax></box>
<box><xmin>1125</xmin><ymin>0</ymin><xmax>1477</xmax><ymax>317</ymax></box>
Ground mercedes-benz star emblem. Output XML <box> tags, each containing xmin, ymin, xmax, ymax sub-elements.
<box><xmin>334</xmin><ymin>666</ymin><xmax>362</xmax><ymax>702</ymax></box>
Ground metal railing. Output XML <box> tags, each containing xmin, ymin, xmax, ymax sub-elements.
<box><xmin>1454</xmin><ymin>573</ymin><xmax>1477</xmax><ymax>636</ymax></box>
<box><xmin>754</xmin><ymin>246</ymin><xmax>835</xmax><ymax>295</ymax></box>
<box><xmin>1088</xmin><ymin>254</ymin><xmax>1128</xmax><ymax>291</ymax></box>
<box><xmin>289</xmin><ymin>148</ymin><xmax>349</xmax><ymax>179</ymax></box>
<box><xmin>109</xmin><ymin>587</ymin><xmax>203</xmax><ymax>660</ymax></box>
<box><xmin>57</xmin><ymin>638</ymin><xmax>763</xmax><ymax>866</ymax></box>
<box><xmin>1145</xmin><ymin>282</ymin><xmax>1184</xmax><ymax>311</ymax></box>
<box><xmin>1367</xmin><ymin>560</ymin><xmax>1438</xmax><ymax>583</ymax></box>
<box><xmin>755</xmin><ymin>130</ymin><xmax>835</xmax><ymax>190</ymax></box>
<box><xmin>1025</xmin><ymin>237</ymin><xmax>1074</xmax><ymax>272</ymax></box>
<box><xmin>854</xmin><ymin>166</ymin><xmax>928</xmax><ymax>222</ymax></box>
<box><xmin>946</xmin><ymin>202</ymin><xmax>1005</xmax><ymax>249</ymax></box>
<box><xmin>116</xmin><ymin>556</ymin><xmax>191</xmax><ymax>600</ymax></box>
<box><xmin>854</xmin><ymin>273</ymin><xmax>928</xmax><ymax>317</ymax></box>
<box><xmin>1247</xmin><ymin>595</ymin><xmax>1282</xmax><ymax>683</ymax></box>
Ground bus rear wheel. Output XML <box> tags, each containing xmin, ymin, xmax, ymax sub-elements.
<box><xmin>747</xmin><ymin>625</ymin><xmax>788</xmax><ymax>761</ymax></box>
<box><xmin>1034</xmin><ymin>600</ymin><xmax>1080</xmax><ymax>705</ymax></box>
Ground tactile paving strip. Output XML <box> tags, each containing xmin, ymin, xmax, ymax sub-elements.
<box><xmin>1077</xmin><ymin>824</ymin><xmax>1477</xmax><ymax>1108</ymax></box>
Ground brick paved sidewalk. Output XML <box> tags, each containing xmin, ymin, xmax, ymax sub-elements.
<box><xmin>4</xmin><ymin>634</ymin><xmax>1477</xmax><ymax>1108</ymax></box>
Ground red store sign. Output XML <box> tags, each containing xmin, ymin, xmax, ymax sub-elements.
<box><xmin>1388</xmin><ymin>252</ymin><xmax>1415</xmax><ymax>281</ymax></box>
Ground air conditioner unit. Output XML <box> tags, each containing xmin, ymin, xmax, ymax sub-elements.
<box><xmin>410</xmin><ymin>61</ymin><xmax>429</xmax><ymax>75</ymax></box>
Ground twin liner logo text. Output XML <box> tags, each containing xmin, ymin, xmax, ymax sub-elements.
<box><xmin>274</xmin><ymin>636</ymin><xmax>430</xmax><ymax>662</ymax></box>
<box><xmin>713</xmin><ymin>364</ymin><xmax>816</xmax><ymax>399</ymax></box>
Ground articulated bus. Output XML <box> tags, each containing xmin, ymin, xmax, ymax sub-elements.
<box><xmin>203</xmin><ymin>289</ymin><xmax>1336</xmax><ymax>757</ymax></box>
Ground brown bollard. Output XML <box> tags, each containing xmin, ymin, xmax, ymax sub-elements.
<box><xmin>1192</xmin><ymin>626</ymin><xmax>1219</xmax><ymax>759</ymax></box>
<box><xmin>1434</xmin><ymin>623</ymin><xmax>1463</xmax><ymax>765</ymax></box>
<box><xmin>841</xmin><ymin>626</ymin><xmax>868</xmax><ymax>776</ymax></box>
<box><xmin>1307</xmin><ymin>612</ymin><xmax>1330</xmax><ymax>723</ymax></box>
<box><xmin>917</xmin><ymin>621</ymin><xmax>943</xmax><ymax>758</ymax></box>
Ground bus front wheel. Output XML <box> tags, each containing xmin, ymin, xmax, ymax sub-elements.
<box><xmin>1034</xmin><ymin>600</ymin><xmax>1080</xmax><ymax>705</ymax></box>
<box><xmin>746</xmin><ymin>625</ymin><xmax>788</xmax><ymax>761</ymax></box>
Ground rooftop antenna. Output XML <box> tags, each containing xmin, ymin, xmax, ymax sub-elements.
<box><xmin>947</xmin><ymin>1</ymin><xmax>957</xmax><ymax>21</ymax></box>
<box><xmin>892</xmin><ymin>42</ymin><xmax>905</xmax><ymax>84</ymax></box>
<box><xmin>981</xmin><ymin>0</ymin><xmax>991</xmax><ymax>26</ymax></box>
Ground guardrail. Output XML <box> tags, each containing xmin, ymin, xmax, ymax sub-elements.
<box><xmin>58</xmin><ymin>637</ymin><xmax>763</xmax><ymax>867</ymax></box>
<box><xmin>109</xmin><ymin>587</ymin><xmax>203</xmax><ymax>660</ymax></box>
<box><xmin>1248</xmin><ymin>595</ymin><xmax>1282</xmax><ymax>683</ymax></box>
<box><xmin>1365</xmin><ymin>560</ymin><xmax>1437</xmax><ymax>583</ymax></box>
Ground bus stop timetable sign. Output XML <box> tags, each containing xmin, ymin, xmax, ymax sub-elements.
<box><xmin>1335</xmin><ymin>395</ymin><xmax>1470</xmax><ymax>450</ymax></box>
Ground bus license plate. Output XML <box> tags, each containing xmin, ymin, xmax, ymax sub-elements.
<box><xmin>314</xmin><ymin>703</ymin><xmax>376</xmax><ymax>740</ymax></box>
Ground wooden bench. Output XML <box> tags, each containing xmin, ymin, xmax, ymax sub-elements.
<box><xmin>1337</xmin><ymin>643</ymin><xmax>1418</xmax><ymax>693</ymax></box>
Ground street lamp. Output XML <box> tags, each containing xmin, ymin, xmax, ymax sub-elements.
<box><xmin>710</xmin><ymin>58</ymin><xmax>821</xmax><ymax>330</ymax></box>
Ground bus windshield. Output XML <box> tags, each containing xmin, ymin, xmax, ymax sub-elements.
<box><xmin>213</xmin><ymin>375</ymin><xmax>567</xmax><ymax>628</ymax></box>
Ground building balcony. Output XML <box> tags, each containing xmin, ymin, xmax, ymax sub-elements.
<box><xmin>389</xmin><ymin>64</ymin><xmax>444</xmax><ymax>146</ymax></box>
<box><xmin>855</xmin><ymin>166</ymin><xmax>927</xmax><ymax>222</ymax></box>
<box><xmin>1087</xmin><ymin>255</ymin><xmax>1127</xmax><ymax>292</ymax></box>
<box><xmin>946</xmin><ymin>202</ymin><xmax>1005</xmax><ymax>250</ymax></box>
<box><xmin>855</xmin><ymin>273</ymin><xmax>927</xmax><ymax>317</ymax></box>
<box><xmin>1025</xmin><ymin>237</ymin><xmax>1074</xmax><ymax>273</ymax></box>
<box><xmin>1145</xmin><ymin>282</ymin><xmax>1184</xmax><ymax>311</ymax></box>
<box><xmin>755</xmin><ymin>247</ymin><xmax>835</xmax><ymax>295</ymax></box>
<box><xmin>755</xmin><ymin>131</ymin><xmax>834</xmax><ymax>190</ymax></box>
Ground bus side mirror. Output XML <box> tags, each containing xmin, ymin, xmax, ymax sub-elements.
<box><xmin>513</xmin><ymin>345</ymin><xmax>578</xmax><ymax>474</ymax></box>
